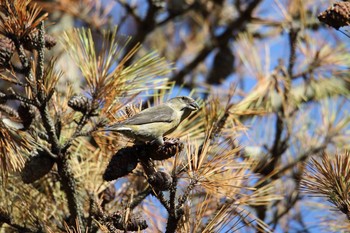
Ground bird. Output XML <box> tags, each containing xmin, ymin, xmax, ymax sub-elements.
<box><xmin>103</xmin><ymin>96</ymin><xmax>199</xmax><ymax>145</ymax></box>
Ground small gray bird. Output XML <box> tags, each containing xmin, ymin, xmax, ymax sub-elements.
<box><xmin>104</xmin><ymin>96</ymin><xmax>199</xmax><ymax>145</ymax></box>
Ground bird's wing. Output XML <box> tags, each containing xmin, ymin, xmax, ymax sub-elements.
<box><xmin>121</xmin><ymin>104</ymin><xmax>175</xmax><ymax>125</ymax></box>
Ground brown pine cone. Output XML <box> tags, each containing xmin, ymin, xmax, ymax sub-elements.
<box><xmin>0</xmin><ymin>37</ymin><xmax>15</xmax><ymax>69</ymax></box>
<box><xmin>318</xmin><ymin>2</ymin><xmax>350</xmax><ymax>29</ymax></box>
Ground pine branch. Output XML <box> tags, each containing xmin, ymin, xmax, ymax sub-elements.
<box><xmin>36</xmin><ymin>21</ymin><xmax>45</xmax><ymax>102</ymax></box>
<box><xmin>57</xmin><ymin>156</ymin><xmax>85</xmax><ymax>230</ymax></box>
<box><xmin>287</xmin><ymin>27</ymin><xmax>299</xmax><ymax>78</ymax></box>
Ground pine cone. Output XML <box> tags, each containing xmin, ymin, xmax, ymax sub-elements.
<box><xmin>207</xmin><ymin>46</ymin><xmax>234</xmax><ymax>85</ymax></box>
<box><xmin>68</xmin><ymin>95</ymin><xmax>98</xmax><ymax>114</ymax></box>
<box><xmin>17</xmin><ymin>103</ymin><xmax>36</xmax><ymax>130</ymax></box>
<box><xmin>43</xmin><ymin>34</ymin><xmax>57</xmax><ymax>50</ymax></box>
<box><xmin>122</xmin><ymin>214</ymin><xmax>148</xmax><ymax>231</ymax></box>
<box><xmin>22</xmin><ymin>30</ymin><xmax>57</xmax><ymax>50</ymax></box>
<box><xmin>0</xmin><ymin>37</ymin><xmax>15</xmax><ymax>69</ymax></box>
<box><xmin>148</xmin><ymin>171</ymin><xmax>172</xmax><ymax>191</ymax></box>
<box><xmin>21</xmin><ymin>149</ymin><xmax>55</xmax><ymax>184</ymax></box>
<box><xmin>108</xmin><ymin>212</ymin><xmax>148</xmax><ymax>231</ymax></box>
<box><xmin>103</xmin><ymin>147</ymin><xmax>139</xmax><ymax>181</ymax></box>
<box><xmin>146</xmin><ymin>138</ymin><xmax>184</xmax><ymax>160</ymax></box>
<box><xmin>318</xmin><ymin>2</ymin><xmax>350</xmax><ymax>29</ymax></box>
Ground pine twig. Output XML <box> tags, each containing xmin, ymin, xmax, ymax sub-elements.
<box><xmin>36</xmin><ymin>21</ymin><xmax>45</xmax><ymax>102</ymax></box>
<box><xmin>57</xmin><ymin>156</ymin><xmax>85</xmax><ymax>230</ymax></box>
<box><xmin>130</xmin><ymin>186</ymin><xmax>152</xmax><ymax>209</ymax></box>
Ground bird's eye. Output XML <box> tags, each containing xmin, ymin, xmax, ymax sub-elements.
<box><xmin>181</xmin><ymin>97</ymin><xmax>185</xmax><ymax>100</ymax></box>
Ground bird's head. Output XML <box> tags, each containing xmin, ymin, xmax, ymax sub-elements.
<box><xmin>166</xmin><ymin>96</ymin><xmax>199</xmax><ymax>112</ymax></box>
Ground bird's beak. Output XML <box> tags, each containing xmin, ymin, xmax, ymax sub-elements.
<box><xmin>188</xmin><ymin>101</ymin><xmax>199</xmax><ymax>111</ymax></box>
